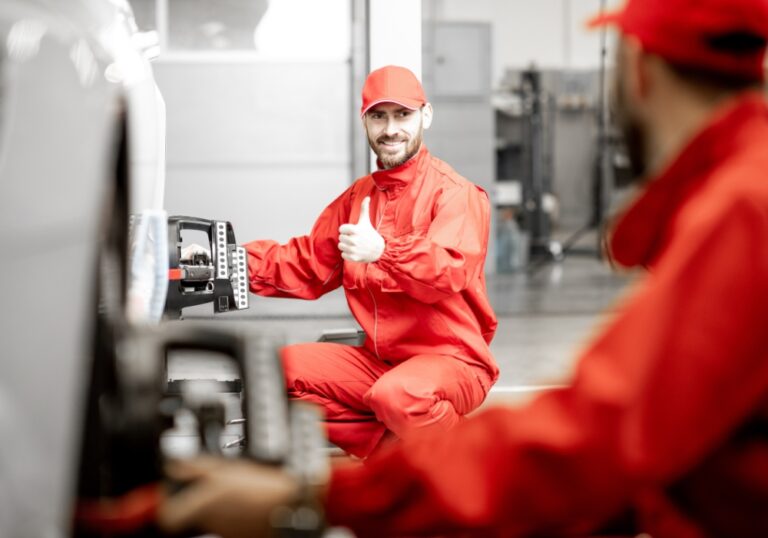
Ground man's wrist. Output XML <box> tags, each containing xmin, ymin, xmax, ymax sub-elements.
<box><xmin>269</xmin><ymin>476</ymin><xmax>327</xmax><ymax>536</ymax></box>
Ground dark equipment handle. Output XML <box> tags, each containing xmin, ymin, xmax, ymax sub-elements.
<box><xmin>168</xmin><ymin>215</ymin><xmax>216</xmax><ymax>233</ymax></box>
<box><xmin>166</xmin><ymin>216</ymin><xmax>214</xmax><ymax>269</ymax></box>
<box><xmin>157</xmin><ymin>324</ymin><xmax>290</xmax><ymax>465</ymax></box>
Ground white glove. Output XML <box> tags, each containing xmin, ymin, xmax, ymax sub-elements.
<box><xmin>180</xmin><ymin>243</ymin><xmax>211</xmax><ymax>262</ymax></box>
<box><xmin>338</xmin><ymin>197</ymin><xmax>385</xmax><ymax>263</ymax></box>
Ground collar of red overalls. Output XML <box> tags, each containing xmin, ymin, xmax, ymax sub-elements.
<box><xmin>372</xmin><ymin>144</ymin><xmax>429</xmax><ymax>192</ymax></box>
<box><xmin>609</xmin><ymin>91</ymin><xmax>768</xmax><ymax>268</ymax></box>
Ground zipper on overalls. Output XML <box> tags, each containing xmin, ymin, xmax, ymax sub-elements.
<box><xmin>365</xmin><ymin>193</ymin><xmax>388</xmax><ymax>360</ymax></box>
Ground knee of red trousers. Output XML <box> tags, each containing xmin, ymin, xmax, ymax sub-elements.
<box><xmin>364</xmin><ymin>377</ymin><xmax>461</xmax><ymax>438</ymax></box>
<box><xmin>279</xmin><ymin>344</ymin><xmax>304</xmax><ymax>392</ymax></box>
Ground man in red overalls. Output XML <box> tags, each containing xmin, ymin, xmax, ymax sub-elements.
<box><xmin>244</xmin><ymin>65</ymin><xmax>498</xmax><ymax>459</ymax></box>
<box><xmin>160</xmin><ymin>0</ymin><xmax>768</xmax><ymax>536</ymax></box>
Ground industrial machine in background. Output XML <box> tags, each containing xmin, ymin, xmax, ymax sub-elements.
<box><xmin>494</xmin><ymin>64</ymin><xmax>635</xmax><ymax>271</ymax></box>
<box><xmin>495</xmin><ymin>66</ymin><xmax>560</xmax><ymax>269</ymax></box>
<box><xmin>517</xmin><ymin>67</ymin><xmax>559</xmax><ymax>260</ymax></box>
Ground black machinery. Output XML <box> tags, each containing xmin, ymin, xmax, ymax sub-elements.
<box><xmin>519</xmin><ymin>68</ymin><xmax>559</xmax><ymax>260</ymax></box>
<box><xmin>73</xmin><ymin>215</ymin><xmax>327</xmax><ymax>537</ymax></box>
<box><xmin>73</xmin><ymin>322</ymin><xmax>327</xmax><ymax>537</ymax></box>
<box><xmin>165</xmin><ymin>216</ymin><xmax>250</xmax><ymax>318</ymax></box>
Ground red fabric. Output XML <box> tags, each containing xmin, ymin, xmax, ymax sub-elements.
<box><xmin>325</xmin><ymin>93</ymin><xmax>768</xmax><ymax>537</ymax></box>
<box><xmin>280</xmin><ymin>343</ymin><xmax>490</xmax><ymax>458</ymax></box>
<box><xmin>74</xmin><ymin>483</ymin><xmax>161</xmax><ymax>534</ymax></box>
<box><xmin>245</xmin><ymin>146</ymin><xmax>498</xmax><ymax>375</ymax></box>
<box><xmin>361</xmin><ymin>65</ymin><xmax>426</xmax><ymax>116</ymax></box>
<box><xmin>245</xmin><ymin>146</ymin><xmax>499</xmax><ymax>453</ymax></box>
<box><xmin>588</xmin><ymin>0</ymin><xmax>768</xmax><ymax>81</ymax></box>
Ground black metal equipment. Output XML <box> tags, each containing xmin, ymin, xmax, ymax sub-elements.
<box><xmin>73</xmin><ymin>211</ymin><xmax>326</xmax><ymax>537</ymax></box>
<box><xmin>73</xmin><ymin>322</ymin><xmax>327</xmax><ymax>537</ymax></box>
<box><xmin>519</xmin><ymin>68</ymin><xmax>560</xmax><ymax>262</ymax></box>
<box><xmin>164</xmin><ymin>216</ymin><xmax>249</xmax><ymax>318</ymax></box>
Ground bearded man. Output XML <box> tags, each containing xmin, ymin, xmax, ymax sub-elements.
<box><xmin>240</xmin><ymin>65</ymin><xmax>498</xmax><ymax>459</ymax></box>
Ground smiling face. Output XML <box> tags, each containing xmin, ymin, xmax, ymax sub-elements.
<box><xmin>363</xmin><ymin>102</ymin><xmax>433</xmax><ymax>169</ymax></box>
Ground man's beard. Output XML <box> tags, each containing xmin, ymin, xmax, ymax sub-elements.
<box><xmin>367</xmin><ymin>119</ymin><xmax>424</xmax><ymax>169</ymax></box>
<box><xmin>613</xmin><ymin>69</ymin><xmax>648</xmax><ymax>180</ymax></box>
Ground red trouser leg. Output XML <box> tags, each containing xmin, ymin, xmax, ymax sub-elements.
<box><xmin>281</xmin><ymin>344</ymin><xmax>491</xmax><ymax>458</ymax></box>
<box><xmin>280</xmin><ymin>343</ymin><xmax>392</xmax><ymax>458</ymax></box>
<box><xmin>364</xmin><ymin>354</ymin><xmax>490</xmax><ymax>441</ymax></box>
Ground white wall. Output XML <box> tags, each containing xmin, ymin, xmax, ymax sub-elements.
<box><xmin>369</xmin><ymin>0</ymin><xmax>422</xmax><ymax>77</ymax></box>
<box><xmin>153</xmin><ymin>0</ymin><xmax>354</xmax><ymax>245</ymax></box>
<box><xmin>368</xmin><ymin>0</ymin><xmax>423</xmax><ymax>172</ymax></box>
<box><xmin>155</xmin><ymin>61</ymin><xmax>351</xmax><ymax>244</ymax></box>
<box><xmin>426</xmin><ymin>0</ymin><xmax>622</xmax><ymax>87</ymax></box>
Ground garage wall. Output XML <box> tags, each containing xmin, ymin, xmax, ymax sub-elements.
<box><xmin>425</xmin><ymin>0</ymin><xmax>623</xmax><ymax>86</ymax></box>
<box><xmin>154</xmin><ymin>60</ymin><xmax>351</xmax><ymax>243</ymax></box>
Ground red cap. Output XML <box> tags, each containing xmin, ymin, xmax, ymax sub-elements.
<box><xmin>360</xmin><ymin>65</ymin><xmax>427</xmax><ymax>116</ymax></box>
<box><xmin>588</xmin><ymin>0</ymin><xmax>768</xmax><ymax>81</ymax></box>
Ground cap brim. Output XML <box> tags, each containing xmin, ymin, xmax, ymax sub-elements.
<box><xmin>586</xmin><ymin>10</ymin><xmax>623</xmax><ymax>29</ymax></box>
<box><xmin>361</xmin><ymin>99</ymin><xmax>422</xmax><ymax>117</ymax></box>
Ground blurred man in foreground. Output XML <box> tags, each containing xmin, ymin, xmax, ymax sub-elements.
<box><xmin>159</xmin><ymin>0</ymin><xmax>768</xmax><ymax>535</ymax></box>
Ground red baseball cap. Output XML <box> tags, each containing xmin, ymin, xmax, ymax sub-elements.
<box><xmin>360</xmin><ymin>65</ymin><xmax>427</xmax><ymax>116</ymax></box>
<box><xmin>588</xmin><ymin>0</ymin><xmax>768</xmax><ymax>81</ymax></box>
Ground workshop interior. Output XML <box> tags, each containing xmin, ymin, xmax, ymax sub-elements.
<box><xmin>1</xmin><ymin>0</ymin><xmax>717</xmax><ymax>536</ymax></box>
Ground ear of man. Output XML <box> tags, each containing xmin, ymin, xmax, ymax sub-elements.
<box><xmin>421</xmin><ymin>103</ymin><xmax>434</xmax><ymax>130</ymax></box>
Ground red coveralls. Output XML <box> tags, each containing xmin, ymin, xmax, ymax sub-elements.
<box><xmin>245</xmin><ymin>146</ymin><xmax>499</xmax><ymax>458</ymax></box>
<box><xmin>325</xmin><ymin>94</ymin><xmax>768</xmax><ymax>537</ymax></box>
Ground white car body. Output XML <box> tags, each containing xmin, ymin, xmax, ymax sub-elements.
<box><xmin>0</xmin><ymin>0</ymin><xmax>167</xmax><ymax>535</ymax></box>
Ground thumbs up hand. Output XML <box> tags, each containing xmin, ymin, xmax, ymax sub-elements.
<box><xmin>338</xmin><ymin>196</ymin><xmax>385</xmax><ymax>263</ymax></box>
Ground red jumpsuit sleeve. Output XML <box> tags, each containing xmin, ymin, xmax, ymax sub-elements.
<box><xmin>325</xmin><ymin>197</ymin><xmax>768</xmax><ymax>536</ymax></box>
<box><xmin>244</xmin><ymin>188</ymin><xmax>352</xmax><ymax>299</ymax></box>
<box><xmin>373</xmin><ymin>183</ymin><xmax>491</xmax><ymax>304</ymax></box>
